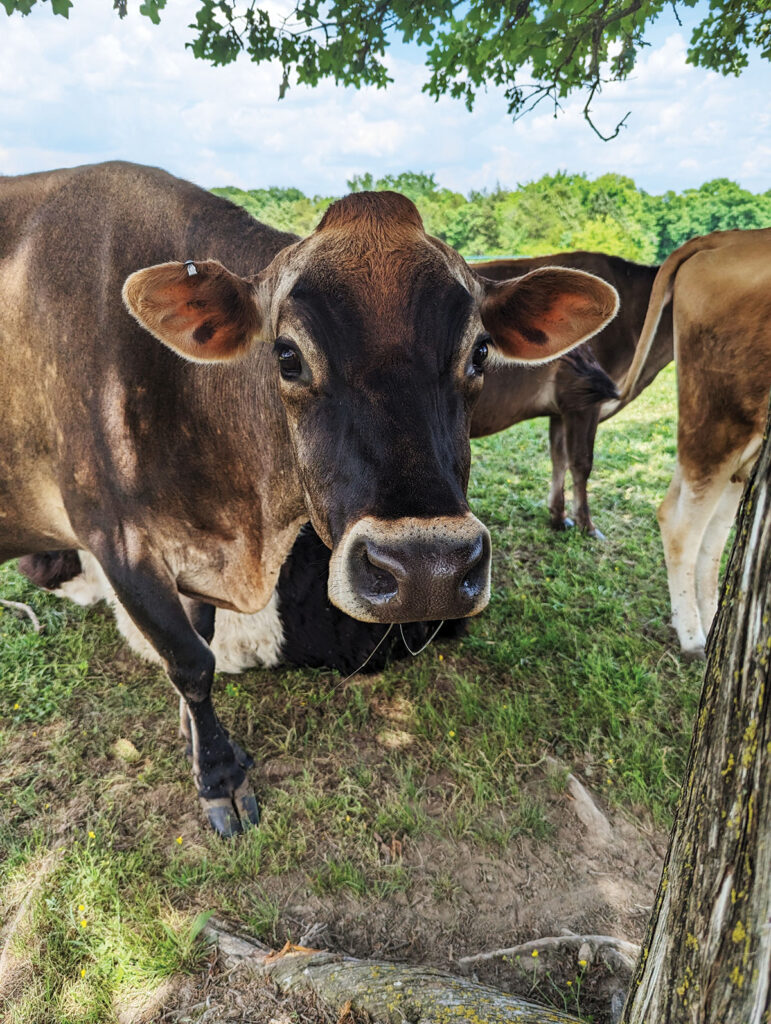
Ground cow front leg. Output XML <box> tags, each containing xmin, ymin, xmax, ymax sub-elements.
<box><xmin>564</xmin><ymin>407</ymin><xmax>603</xmax><ymax>539</ymax></box>
<box><xmin>547</xmin><ymin>417</ymin><xmax>573</xmax><ymax>530</ymax></box>
<box><xmin>99</xmin><ymin>554</ymin><xmax>259</xmax><ymax>836</ymax></box>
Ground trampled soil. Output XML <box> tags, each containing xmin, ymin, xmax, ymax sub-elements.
<box><xmin>133</xmin><ymin>763</ymin><xmax>666</xmax><ymax>1024</ymax></box>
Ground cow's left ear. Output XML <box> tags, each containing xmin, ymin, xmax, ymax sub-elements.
<box><xmin>479</xmin><ymin>267</ymin><xmax>619</xmax><ymax>364</ymax></box>
<box><xmin>122</xmin><ymin>259</ymin><xmax>263</xmax><ymax>362</ymax></box>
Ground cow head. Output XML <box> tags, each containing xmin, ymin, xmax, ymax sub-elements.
<box><xmin>123</xmin><ymin>192</ymin><xmax>618</xmax><ymax>623</ymax></box>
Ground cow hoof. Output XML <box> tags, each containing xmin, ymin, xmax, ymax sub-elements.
<box><xmin>586</xmin><ymin>526</ymin><xmax>606</xmax><ymax>541</ymax></box>
<box><xmin>550</xmin><ymin>516</ymin><xmax>575</xmax><ymax>531</ymax></box>
<box><xmin>233</xmin><ymin>780</ymin><xmax>261</xmax><ymax>827</ymax></box>
<box><xmin>200</xmin><ymin>780</ymin><xmax>261</xmax><ymax>837</ymax></box>
<box><xmin>202</xmin><ymin>797</ymin><xmax>243</xmax><ymax>837</ymax></box>
<box><xmin>682</xmin><ymin>645</ymin><xmax>706</xmax><ymax>663</ymax></box>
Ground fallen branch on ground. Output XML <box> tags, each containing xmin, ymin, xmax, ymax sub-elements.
<box><xmin>205</xmin><ymin>921</ymin><xmax>584</xmax><ymax>1024</ymax></box>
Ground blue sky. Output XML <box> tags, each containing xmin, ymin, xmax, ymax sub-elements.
<box><xmin>1</xmin><ymin>0</ymin><xmax>769</xmax><ymax>195</ymax></box>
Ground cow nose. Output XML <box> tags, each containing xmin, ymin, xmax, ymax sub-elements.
<box><xmin>338</xmin><ymin>517</ymin><xmax>491</xmax><ymax>623</ymax></box>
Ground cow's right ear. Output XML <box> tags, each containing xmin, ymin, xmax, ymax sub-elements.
<box><xmin>122</xmin><ymin>259</ymin><xmax>264</xmax><ymax>362</ymax></box>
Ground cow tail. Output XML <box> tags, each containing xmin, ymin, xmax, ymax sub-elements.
<box><xmin>557</xmin><ymin>347</ymin><xmax>619</xmax><ymax>412</ymax></box>
<box><xmin>616</xmin><ymin>232</ymin><xmax>730</xmax><ymax>405</ymax></box>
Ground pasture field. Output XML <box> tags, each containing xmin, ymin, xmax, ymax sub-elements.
<box><xmin>0</xmin><ymin>365</ymin><xmax>703</xmax><ymax>1024</ymax></box>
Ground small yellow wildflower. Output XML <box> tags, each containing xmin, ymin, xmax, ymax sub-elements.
<box><xmin>578</xmin><ymin>959</ymin><xmax>588</xmax><ymax>967</ymax></box>
<box><xmin>78</xmin><ymin>904</ymin><xmax>85</xmax><ymax>912</ymax></box>
<box><xmin>88</xmin><ymin>831</ymin><xmax>95</xmax><ymax>839</ymax></box>
<box><xmin>44</xmin><ymin>803</ymin><xmax>50</xmax><ymax>809</ymax></box>
<box><xmin>531</xmin><ymin>950</ymin><xmax>539</xmax><ymax>958</ymax></box>
<box><xmin>448</xmin><ymin>730</ymin><xmax>456</xmax><ymax>739</ymax></box>
<box><xmin>80</xmin><ymin>968</ymin><xmax>86</xmax><ymax>978</ymax></box>
<box><xmin>176</xmin><ymin>836</ymin><xmax>183</xmax><ymax>845</ymax></box>
<box><xmin>566</xmin><ymin>980</ymin><xmax>573</xmax><ymax>987</ymax></box>
<box><xmin>438</xmin><ymin>654</ymin><xmax>444</xmax><ymax>661</ymax></box>
<box><xmin>345</xmin><ymin>815</ymin><xmax>351</xmax><ymax>822</ymax></box>
<box><xmin>13</xmin><ymin>703</ymin><xmax>19</xmax><ymax>710</ymax></box>
<box><xmin>80</xmin><ymin>919</ymin><xmax>88</xmax><ymax>929</ymax></box>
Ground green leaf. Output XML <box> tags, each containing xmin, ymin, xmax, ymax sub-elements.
<box><xmin>187</xmin><ymin>909</ymin><xmax>214</xmax><ymax>943</ymax></box>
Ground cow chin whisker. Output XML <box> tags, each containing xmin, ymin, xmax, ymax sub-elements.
<box><xmin>400</xmin><ymin>620</ymin><xmax>445</xmax><ymax>657</ymax></box>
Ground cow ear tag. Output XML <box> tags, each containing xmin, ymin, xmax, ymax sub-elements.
<box><xmin>184</xmin><ymin>260</ymin><xmax>198</xmax><ymax>277</ymax></box>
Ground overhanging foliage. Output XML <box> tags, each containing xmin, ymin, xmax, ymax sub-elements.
<box><xmin>3</xmin><ymin>1</ymin><xmax>770</xmax><ymax>136</ymax></box>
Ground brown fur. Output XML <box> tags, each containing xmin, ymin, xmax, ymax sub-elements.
<box><xmin>481</xmin><ymin>267</ymin><xmax>619</xmax><ymax>363</ymax></box>
<box><xmin>123</xmin><ymin>260</ymin><xmax>263</xmax><ymax>362</ymax></box>
<box><xmin>469</xmin><ymin>252</ymin><xmax>671</xmax><ymax>535</ymax></box>
<box><xmin>317</xmin><ymin>190</ymin><xmax>424</xmax><ymax>236</ymax></box>
<box><xmin>630</xmin><ymin>228</ymin><xmax>771</xmax><ymax>654</ymax></box>
<box><xmin>0</xmin><ymin>162</ymin><xmax>620</xmax><ymax>828</ymax></box>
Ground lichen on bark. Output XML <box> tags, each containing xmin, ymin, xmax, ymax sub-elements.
<box><xmin>622</xmin><ymin>404</ymin><xmax>771</xmax><ymax>1024</ymax></box>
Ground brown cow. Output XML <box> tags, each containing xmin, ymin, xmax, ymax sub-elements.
<box><xmin>472</xmin><ymin>253</ymin><xmax>673</xmax><ymax>537</ymax></box>
<box><xmin>616</xmin><ymin>228</ymin><xmax>771</xmax><ymax>658</ymax></box>
<box><xmin>0</xmin><ymin>161</ymin><xmax>618</xmax><ymax>833</ymax></box>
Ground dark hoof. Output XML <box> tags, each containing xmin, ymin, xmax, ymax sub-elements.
<box><xmin>550</xmin><ymin>516</ymin><xmax>575</xmax><ymax>532</ymax></box>
<box><xmin>202</xmin><ymin>798</ymin><xmax>243</xmax><ymax>837</ymax></box>
<box><xmin>231</xmin><ymin>739</ymin><xmax>255</xmax><ymax>770</ymax></box>
<box><xmin>200</xmin><ymin>782</ymin><xmax>260</xmax><ymax>837</ymax></box>
<box><xmin>233</xmin><ymin>781</ymin><xmax>261</xmax><ymax>827</ymax></box>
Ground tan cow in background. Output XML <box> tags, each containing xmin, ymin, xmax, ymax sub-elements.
<box><xmin>617</xmin><ymin>228</ymin><xmax>771</xmax><ymax>658</ymax></box>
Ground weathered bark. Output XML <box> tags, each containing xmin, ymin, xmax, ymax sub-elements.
<box><xmin>207</xmin><ymin>924</ymin><xmax>583</xmax><ymax>1024</ymax></box>
<box><xmin>622</xmin><ymin>409</ymin><xmax>771</xmax><ymax>1023</ymax></box>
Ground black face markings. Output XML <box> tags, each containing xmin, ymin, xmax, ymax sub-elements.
<box><xmin>522</xmin><ymin>326</ymin><xmax>548</xmax><ymax>346</ymax></box>
<box><xmin>192</xmin><ymin>321</ymin><xmax>215</xmax><ymax>345</ymax></box>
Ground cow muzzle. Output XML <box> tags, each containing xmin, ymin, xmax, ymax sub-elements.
<box><xmin>328</xmin><ymin>515</ymin><xmax>491</xmax><ymax>623</ymax></box>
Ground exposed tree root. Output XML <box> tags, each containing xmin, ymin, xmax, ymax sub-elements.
<box><xmin>457</xmin><ymin>934</ymin><xmax>640</xmax><ymax>973</ymax></box>
<box><xmin>205</xmin><ymin>921</ymin><xmax>584</xmax><ymax>1024</ymax></box>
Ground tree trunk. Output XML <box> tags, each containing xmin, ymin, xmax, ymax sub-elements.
<box><xmin>622</xmin><ymin>410</ymin><xmax>771</xmax><ymax>1023</ymax></box>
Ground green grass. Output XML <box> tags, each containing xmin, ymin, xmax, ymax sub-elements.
<box><xmin>0</xmin><ymin>365</ymin><xmax>703</xmax><ymax>1022</ymax></box>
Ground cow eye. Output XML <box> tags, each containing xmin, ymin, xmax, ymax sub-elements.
<box><xmin>471</xmin><ymin>335</ymin><xmax>490</xmax><ymax>374</ymax></box>
<box><xmin>274</xmin><ymin>341</ymin><xmax>303</xmax><ymax>381</ymax></box>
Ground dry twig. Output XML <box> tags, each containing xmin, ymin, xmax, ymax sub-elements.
<box><xmin>0</xmin><ymin>598</ymin><xmax>42</xmax><ymax>633</ymax></box>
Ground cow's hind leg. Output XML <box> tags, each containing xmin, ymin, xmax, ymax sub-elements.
<box><xmin>564</xmin><ymin>406</ymin><xmax>603</xmax><ymax>539</ymax></box>
<box><xmin>658</xmin><ymin>464</ymin><xmax>728</xmax><ymax>659</ymax></box>
<box><xmin>99</xmin><ymin>551</ymin><xmax>259</xmax><ymax>836</ymax></box>
<box><xmin>548</xmin><ymin>416</ymin><xmax>572</xmax><ymax>529</ymax></box>
<box><xmin>694</xmin><ymin>473</ymin><xmax>745</xmax><ymax>641</ymax></box>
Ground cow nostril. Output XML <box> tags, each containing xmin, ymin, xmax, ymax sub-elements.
<box><xmin>365</xmin><ymin>560</ymin><xmax>398</xmax><ymax>600</ymax></box>
<box><xmin>356</xmin><ymin>544</ymin><xmax>399</xmax><ymax>603</ymax></box>
<box><xmin>458</xmin><ymin>531</ymin><xmax>490</xmax><ymax>602</ymax></box>
<box><xmin>460</xmin><ymin>566</ymin><xmax>485</xmax><ymax>600</ymax></box>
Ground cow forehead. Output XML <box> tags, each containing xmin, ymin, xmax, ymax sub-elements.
<box><xmin>262</xmin><ymin>191</ymin><xmax>480</xmax><ymax>341</ymax></box>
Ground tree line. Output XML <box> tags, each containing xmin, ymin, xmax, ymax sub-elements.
<box><xmin>212</xmin><ymin>171</ymin><xmax>771</xmax><ymax>263</ymax></box>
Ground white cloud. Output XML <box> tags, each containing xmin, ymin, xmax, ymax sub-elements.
<box><xmin>0</xmin><ymin>0</ymin><xmax>768</xmax><ymax>195</ymax></box>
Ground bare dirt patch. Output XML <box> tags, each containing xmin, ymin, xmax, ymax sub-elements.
<box><xmin>152</xmin><ymin>766</ymin><xmax>665</xmax><ymax>1024</ymax></box>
